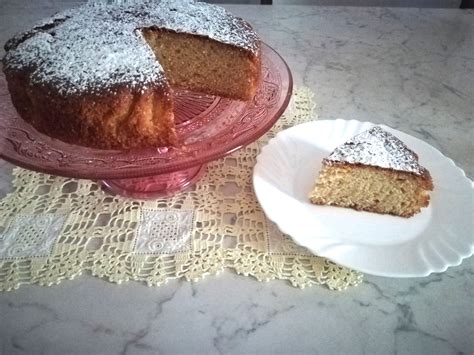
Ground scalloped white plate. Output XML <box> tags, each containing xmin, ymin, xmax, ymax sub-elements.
<box><xmin>253</xmin><ymin>119</ymin><xmax>473</xmax><ymax>277</ymax></box>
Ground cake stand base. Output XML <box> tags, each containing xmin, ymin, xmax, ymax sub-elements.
<box><xmin>99</xmin><ymin>164</ymin><xmax>206</xmax><ymax>199</ymax></box>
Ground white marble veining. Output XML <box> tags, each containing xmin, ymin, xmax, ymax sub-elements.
<box><xmin>1</xmin><ymin>269</ymin><xmax>473</xmax><ymax>354</ymax></box>
<box><xmin>0</xmin><ymin>2</ymin><xmax>473</xmax><ymax>354</ymax></box>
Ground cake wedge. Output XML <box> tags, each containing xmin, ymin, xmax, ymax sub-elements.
<box><xmin>309</xmin><ymin>126</ymin><xmax>433</xmax><ymax>217</ymax></box>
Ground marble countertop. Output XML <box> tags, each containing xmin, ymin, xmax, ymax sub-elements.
<box><xmin>0</xmin><ymin>2</ymin><xmax>473</xmax><ymax>354</ymax></box>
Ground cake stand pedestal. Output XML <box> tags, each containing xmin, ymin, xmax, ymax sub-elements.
<box><xmin>100</xmin><ymin>164</ymin><xmax>206</xmax><ymax>199</ymax></box>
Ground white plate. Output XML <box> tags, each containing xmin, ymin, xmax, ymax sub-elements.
<box><xmin>253</xmin><ymin>119</ymin><xmax>474</xmax><ymax>277</ymax></box>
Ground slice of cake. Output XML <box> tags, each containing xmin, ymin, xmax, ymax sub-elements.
<box><xmin>309</xmin><ymin>126</ymin><xmax>433</xmax><ymax>217</ymax></box>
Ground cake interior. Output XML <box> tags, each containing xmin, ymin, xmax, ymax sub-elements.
<box><xmin>142</xmin><ymin>29</ymin><xmax>260</xmax><ymax>101</ymax></box>
<box><xmin>309</xmin><ymin>163</ymin><xmax>432</xmax><ymax>217</ymax></box>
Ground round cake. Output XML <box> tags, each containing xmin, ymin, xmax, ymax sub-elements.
<box><xmin>2</xmin><ymin>0</ymin><xmax>261</xmax><ymax>149</ymax></box>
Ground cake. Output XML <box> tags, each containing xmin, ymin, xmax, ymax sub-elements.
<box><xmin>2</xmin><ymin>0</ymin><xmax>261</xmax><ymax>149</ymax></box>
<box><xmin>309</xmin><ymin>126</ymin><xmax>434</xmax><ymax>217</ymax></box>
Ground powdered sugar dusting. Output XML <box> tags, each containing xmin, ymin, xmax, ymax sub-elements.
<box><xmin>326</xmin><ymin>126</ymin><xmax>428</xmax><ymax>176</ymax></box>
<box><xmin>3</xmin><ymin>0</ymin><xmax>260</xmax><ymax>96</ymax></box>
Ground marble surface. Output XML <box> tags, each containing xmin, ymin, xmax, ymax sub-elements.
<box><xmin>0</xmin><ymin>2</ymin><xmax>473</xmax><ymax>354</ymax></box>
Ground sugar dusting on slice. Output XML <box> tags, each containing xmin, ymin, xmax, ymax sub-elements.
<box><xmin>3</xmin><ymin>0</ymin><xmax>260</xmax><ymax>96</ymax></box>
<box><xmin>326</xmin><ymin>126</ymin><xmax>428</xmax><ymax>176</ymax></box>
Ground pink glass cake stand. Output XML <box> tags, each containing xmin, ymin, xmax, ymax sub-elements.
<box><xmin>0</xmin><ymin>43</ymin><xmax>293</xmax><ymax>198</ymax></box>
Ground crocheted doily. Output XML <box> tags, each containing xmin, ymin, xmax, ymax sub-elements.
<box><xmin>0</xmin><ymin>88</ymin><xmax>362</xmax><ymax>291</ymax></box>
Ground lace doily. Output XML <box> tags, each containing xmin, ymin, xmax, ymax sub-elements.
<box><xmin>0</xmin><ymin>88</ymin><xmax>363</xmax><ymax>291</ymax></box>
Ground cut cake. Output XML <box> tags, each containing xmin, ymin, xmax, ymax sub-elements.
<box><xmin>2</xmin><ymin>0</ymin><xmax>261</xmax><ymax>149</ymax></box>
